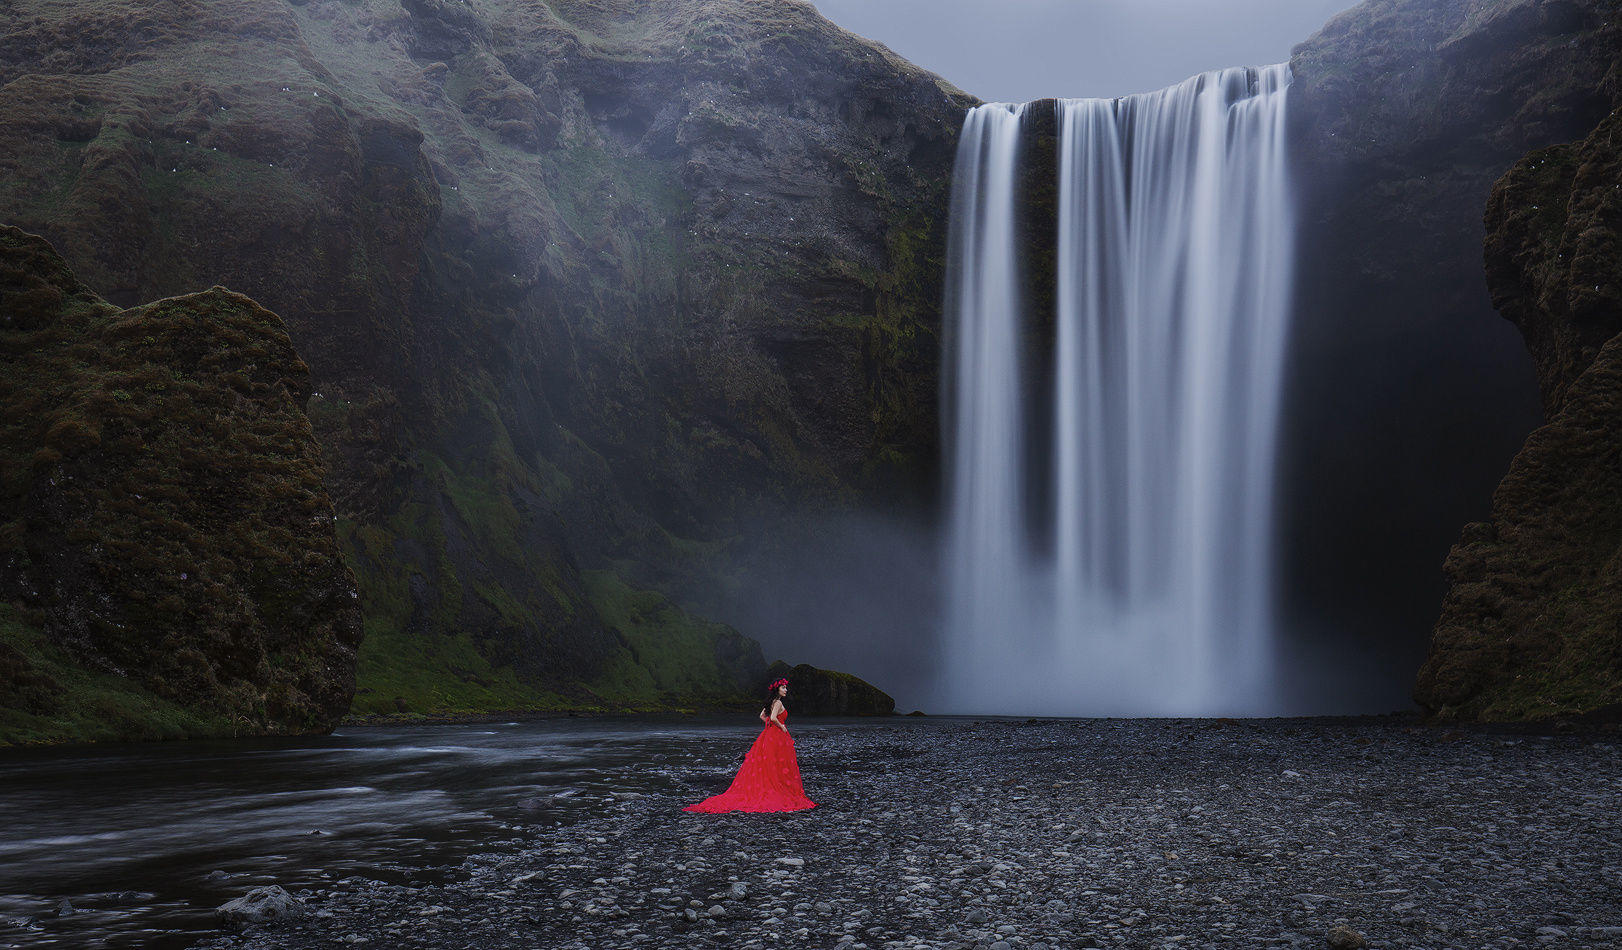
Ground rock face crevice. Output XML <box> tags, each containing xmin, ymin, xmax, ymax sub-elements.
<box><xmin>0</xmin><ymin>225</ymin><xmax>363</xmax><ymax>744</ymax></box>
<box><xmin>1415</xmin><ymin>109</ymin><xmax>1622</xmax><ymax>720</ymax></box>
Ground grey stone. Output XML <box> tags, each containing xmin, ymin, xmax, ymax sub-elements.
<box><xmin>217</xmin><ymin>885</ymin><xmax>303</xmax><ymax>927</ymax></box>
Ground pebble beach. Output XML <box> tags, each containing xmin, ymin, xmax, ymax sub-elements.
<box><xmin>202</xmin><ymin>716</ymin><xmax>1622</xmax><ymax>950</ymax></box>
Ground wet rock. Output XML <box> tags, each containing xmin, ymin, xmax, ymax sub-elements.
<box><xmin>218</xmin><ymin>886</ymin><xmax>304</xmax><ymax>927</ymax></box>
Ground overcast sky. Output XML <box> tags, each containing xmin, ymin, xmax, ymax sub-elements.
<box><xmin>809</xmin><ymin>0</ymin><xmax>1362</xmax><ymax>103</ymax></box>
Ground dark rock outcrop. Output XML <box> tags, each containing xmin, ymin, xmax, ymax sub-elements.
<box><xmin>1276</xmin><ymin>0</ymin><xmax>1622</xmax><ymax>706</ymax></box>
<box><xmin>0</xmin><ymin>225</ymin><xmax>362</xmax><ymax>745</ymax></box>
<box><xmin>767</xmin><ymin>661</ymin><xmax>895</xmax><ymax>715</ymax></box>
<box><xmin>1414</xmin><ymin>109</ymin><xmax>1622</xmax><ymax>720</ymax></box>
<box><xmin>1483</xmin><ymin>109</ymin><xmax>1622</xmax><ymax>415</ymax></box>
<box><xmin>0</xmin><ymin>0</ymin><xmax>970</xmax><ymax>716</ymax></box>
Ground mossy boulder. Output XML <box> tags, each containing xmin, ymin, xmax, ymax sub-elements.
<box><xmin>1414</xmin><ymin>108</ymin><xmax>1622</xmax><ymax>721</ymax></box>
<box><xmin>0</xmin><ymin>225</ymin><xmax>362</xmax><ymax>745</ymax></box>
<box><xmin>767</xmin><ymin>661</ymin><xmax>894</xmax><ymax>716</ymax></box>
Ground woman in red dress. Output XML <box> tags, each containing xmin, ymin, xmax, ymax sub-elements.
<box><xmin>684</xmin><ymin>678</ymin><xmax>816</xmax><ymax>813</ymax></box>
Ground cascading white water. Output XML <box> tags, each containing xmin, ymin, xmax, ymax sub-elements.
<box><xmin>942</xmin><ymin>101</ymin><xmax>1030</xmax><ymax>709</ymax></box>
<box><xmin>941</xmin><ymin>65</ymin><xmax>1294</xmax><ymax>716</ymax></box>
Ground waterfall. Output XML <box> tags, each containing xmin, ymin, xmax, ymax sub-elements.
<box><xmin>941</xmin><ymin>65</ymin><xmax>1294</xmax><ymax>716</ymax></box>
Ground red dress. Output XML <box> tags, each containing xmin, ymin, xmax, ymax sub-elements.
<box><xmin>684</xmin><ymin>709</ymin><xmax>816</xmax><ymax>813</ymax></box>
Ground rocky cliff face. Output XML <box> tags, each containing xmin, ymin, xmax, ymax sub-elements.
<box><xmin>1414</xmin><ymin>109</ymin><xmax>1622</xmax><ymax>720</ymax></box>
<box><xmin>1483</xmin><ymin>107</ymin><xmax>1622</xmax><ymax>414</ymax></box>
<box><xmin>0</xmin><ymin>225</ymin><xmax>362</xmax><ymax>745</ymax></box>
<box><xmin>0</xmin><ymin>0</ymin><xmax>969</xmax><ymax>715</ymax></box>
<box><xmin>1275</xmin><ymin>0</ymin><xmax>1622</xmax><ymax>707</ymax></box>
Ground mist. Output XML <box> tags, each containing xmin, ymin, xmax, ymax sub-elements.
<box><xmin>708</xmin><ymin>511</ymin><xmax>942</xmax><ymax>714</ymax></box>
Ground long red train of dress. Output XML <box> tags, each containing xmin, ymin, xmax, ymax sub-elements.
<box><xmin>684</xmin><ymin>711</ymin><xmax>816</xmax><ymax>813</ymax></box>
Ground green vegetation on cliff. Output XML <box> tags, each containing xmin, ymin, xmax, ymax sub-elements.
<box><xmin>0</xmin><ymin>604</ymin><xmax>236</xmax><ymax>745</ymax></box>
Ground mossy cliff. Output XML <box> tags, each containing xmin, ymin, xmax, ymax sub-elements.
<box><xmin>1413</xmin><ymin>109</ymin><xmax>1622</xmax><ymax>720</ymax></box>
<box><xmin>0</xmin><ymin>0</ymin><xmax>968</xmax><ymax>718</ymax></box>
<box><xmin>1276</xmin><ymin>0</ymin><xmax>1622</xmax><ymax>705</ymax></box>
<box><xmin>0</xmin><ymin>225</ymin><xmax>362</xmax><ymax>745</ymax></box>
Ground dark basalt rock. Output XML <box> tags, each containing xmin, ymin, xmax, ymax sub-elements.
<box><xmin>1484</xmin><ymin>110</ymin><xmax>1622</xmax><ymax>416</ymax></box>
<box><xmin>1415</xmin><ymin>109</ymin><xmax>1622</xmax><ymax>720</ymax></box>
<box><xmin>766</xmin><ymin>661</ymin><xmax>895</xmax><ymax>716</ymax></box>
<box><xmin>1276</xmin><ymin>0</ymin><xmax>1622</xmax><ymax>706</ymax></box>
<box><xmin>0</xmin><ymin>225</ymin><xmax>362</xmax><ymax>745</ymax></box>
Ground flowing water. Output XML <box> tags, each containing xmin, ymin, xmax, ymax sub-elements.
<box><xmin>0</xmin><ymin>717</ymin><xmax>860</xmax><ymax>949</ymax></box>
<box><xmin>942</xmin><ymin>65</ymin><xmax>1295</xmax><ymax>715</ymax></box>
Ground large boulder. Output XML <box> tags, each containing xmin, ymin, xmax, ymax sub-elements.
<box><xmin>217</xmin><ymin>885</ymin><xmax>304</xmax><ymax>928</ymax></box>
<box><xmin>767</xmin><ymin>661</ymin><xmax>895</xmax><ymax>716</ymax></box>
<box><xmin>0</xmin><ymin>225</ymin><xmax>362</xmax><ymax>745</ymax></box>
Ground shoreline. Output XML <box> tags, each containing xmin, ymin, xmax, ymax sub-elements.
<box><xmin>200</xmin><ymin>715</ymin><xmax>1622</xmax><ymax>950</ymax></box>
<box><xmin>337</xmin><ymin>706</ymin><xmax>1622</xmax><ymax>738</ymax></box>
<box><xmin>6</xmin><ymin>705</ymin><xmax>1616</xmax><ymax>756</ymax></box>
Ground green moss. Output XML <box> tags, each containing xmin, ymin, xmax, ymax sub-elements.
<box><xmin>344</xmin><ymin>567</ymin><xmax>759</xmax><ymax>716</ymax></box>
<box><xmin>583</xmin><ymin>570</ymin><xmax>758</xmax><ymax>708</ymax></box>
<box><xmin>422</xmin><ymin>451</ymin><xmax>523</xmax><ymax>562</ymax></box>
<box><xmin>347</xmin><ymin>611</ymin><xmax>574</xmax><ymax>716</ymax></box>
<box><xmin>0</xmin><ymin>605</ymin><xmax>238</xmax><ymax>747</ymax></box>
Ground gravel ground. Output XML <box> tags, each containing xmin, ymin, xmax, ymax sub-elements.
<box><xmin>202</xmin><ymin>717</ymin><xmax>1622</xmax><ymax>950</ymax></box>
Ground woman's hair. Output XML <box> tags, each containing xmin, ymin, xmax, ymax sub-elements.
<box><xmin>761</xmin><ymin>679</ymin><xmax>788</xmax><ymax>718</ymax></box>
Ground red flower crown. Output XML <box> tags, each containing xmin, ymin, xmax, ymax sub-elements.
<box><xmin>769</xmin><ymin>678</ymin><xmax>789</xmax><ymax>690</ymax></box>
